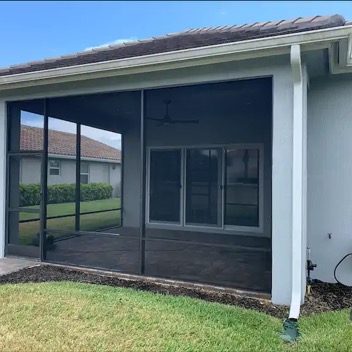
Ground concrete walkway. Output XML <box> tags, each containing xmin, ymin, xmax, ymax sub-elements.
<box><xmin>0</xmin><ymin>257</ymin><xmax>38</xmax><ymax>276</ymax></box>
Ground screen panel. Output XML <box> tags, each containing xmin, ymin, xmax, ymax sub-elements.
<box><xmin>149</xmin><ymin>149</ymin><xmax>182</xmax><ymax>223</ymax></box>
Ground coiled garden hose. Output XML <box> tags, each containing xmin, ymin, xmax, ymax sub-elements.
<box><xmin>333</xmin><ymin>253</ymin><xmax>352</xmax><ymax>287</ymax></box>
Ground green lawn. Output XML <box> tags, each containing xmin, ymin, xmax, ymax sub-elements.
<box><xmin>18</xmin><ymin>198</ymin><xmax>121</xmax><ymax>245</ymax></box>
<box><xmin>0</xmin><ymin>282</ymin><xmax>350</xmax><ymax>352</ymax></box>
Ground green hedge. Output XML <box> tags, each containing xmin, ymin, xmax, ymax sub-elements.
<box><xmin>20</xmin><ymin>184</ymin><xmax>41</xmax><ymax>208</ymax></box>
<box><xmin>80</xmin><ymin>183</ymin><xmax>113</xmax><ymax>202</ymax></box>
<box><xmin>20</xmin><ymin>183</ymin><xmax>113</xmax><ymax>207</ymax></box>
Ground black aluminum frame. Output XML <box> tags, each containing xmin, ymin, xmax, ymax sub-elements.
<box><xmin>75</xmin><ymin>123</ymin><xmax>81</xmax><ymax>232</ymax></box>
<box><xmin>40</xmin><ymin>99</ymin><xmax>48</xmax><ymax>261</ymax></box>
<box><xmin>139</xmin><ymin>90</ymin><xmax>146</xmax><ymax>275</ymax></box>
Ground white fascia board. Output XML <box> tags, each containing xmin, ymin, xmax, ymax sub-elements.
<box><xmin>1</xmin><ymin>25</ymin><xmax>352</xmax><ymax>90</ymax></box>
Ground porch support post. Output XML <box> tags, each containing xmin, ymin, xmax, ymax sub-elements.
<box><xmin>39</xmin><ymin>99</ymin><xmax>48</xmax><ymax>261</ymax></box>
<box><xmin>289</xmin><ymin>44</ymin><xmax>307</xmax><ymax>319</ymax></box>
<box><xmin>75</xmin><ymin>123</ymin><xmax>81</xmax><ymax>232</ymax></box>
<box><xmin>0</xmin><ymin>100</ymin><xmax>6</xmax><ymax>258</ymax></box>
<box><xmin>139</xmin><ymin>89</ymin><xmax>146</xmax><ymax>275</ymax></box>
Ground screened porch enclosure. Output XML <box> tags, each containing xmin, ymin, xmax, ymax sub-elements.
<box><xmin>6</xmin><ymin>78</ymin><xmax>272</xmax><ymax>293</ymax></box>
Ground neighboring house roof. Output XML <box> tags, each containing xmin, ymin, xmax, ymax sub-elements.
<box><xmin>0</xmin><ymin>14</ymin><xmax>345</xmax><ymax>77</ymax></box>
<box><xmin>20</xmin><ymin>125</ymin><xmax>121</xmax><ymax>162</ymax></box>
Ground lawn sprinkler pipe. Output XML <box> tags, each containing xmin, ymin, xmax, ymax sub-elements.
<box><xmin>306</xmin><ymin>247</ymin><xmax>317</xmax><ymax>295</ymax></box>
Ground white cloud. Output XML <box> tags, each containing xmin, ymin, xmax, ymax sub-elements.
<box><xmin>85</xmin><ymin>37</ymin><xmax>137</xmax><ymax>51</ymax></box>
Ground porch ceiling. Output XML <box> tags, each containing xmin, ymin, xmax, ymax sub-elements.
<box><xmin>17</xmin><ymin>78</ymin><xmax>272</xmax><ymax>133</ymax></box>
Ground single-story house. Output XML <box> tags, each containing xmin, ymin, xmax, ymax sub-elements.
<box><xmin>1</xmin><ymin>14</ymin><xmax>352</xmax><ymax>322</ymax></box>
<box><xmin>20</xmin><ymin>125</ymin><xmax>121</xmax><ymax>196</ymax></box>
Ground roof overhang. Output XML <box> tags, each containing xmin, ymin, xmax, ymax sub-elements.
<box><xmin>1</xmin><ymin>25</ymin><xmax>352</xmax><ymax>92</ymax></box>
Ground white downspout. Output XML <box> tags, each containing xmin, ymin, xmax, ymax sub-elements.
<box><xmin>289</xmin><ymin>44</ymin><xmax>304</xmax><ymax>320</ymax></box>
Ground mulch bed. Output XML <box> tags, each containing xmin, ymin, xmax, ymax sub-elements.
<box><xmin>0</xmin><ymin>264</ymin><xmax>351</xmax><ymax>319</ymax></box>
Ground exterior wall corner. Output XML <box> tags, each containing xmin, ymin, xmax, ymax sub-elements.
<box><xmin>271</xmin><ymin>68</ymin><xmax>294</xmax><ymax>305</ymax></box>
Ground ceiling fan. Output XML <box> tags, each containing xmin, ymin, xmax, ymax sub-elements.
<box><xmin>146</xmin><ymin>100</ymin><xmax>199</xmax><ymax>126</ymax></box>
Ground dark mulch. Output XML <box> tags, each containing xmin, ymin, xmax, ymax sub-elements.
<box><xmin>0</xmin><ymin>265</ymin><xmax>351</xmax><ymax>319</ymax></box>
<box><xmin>302</xmin><ymin>281</ymin><xmax>352</xmax><ymax>316</ymax></box>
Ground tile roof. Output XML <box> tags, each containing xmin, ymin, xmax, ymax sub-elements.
<box><xmin>20</xmin><ymin>125</ymin><xmax>121</xmax><ymax>162</ymax></box>
<box><xmin>0</xmin><ymin>14</ymin><xmax>346</xmax><ymax>77</ymax></box>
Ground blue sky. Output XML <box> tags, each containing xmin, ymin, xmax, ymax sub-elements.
<box><xmin>1</xmin><ymin>1</ymin><xmax>352</xmax><ymax>68</ymax></box>
<box><xmin>4</xmin><ymin>1</ymin><xmax>352</xmax><ymax>148</ymax></box>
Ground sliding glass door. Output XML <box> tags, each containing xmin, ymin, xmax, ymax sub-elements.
<box><xmin>185</xmin><ymin>148</ymin><xmax>222</xmax><ymax>226</ymax></box>
<box><xmin>148</xmin><ymin>145</ymin><xmax>262</xmax><ymax>231</ymax></box>
<box><xmin>224</xmin><ymin>147</ymin><xmax>260</xmax><ymax>228</ymax></box>
<box><xmin>149</xmin><ymin>149</ymin><xmax>182</xmax><ymax>223</ymax></box>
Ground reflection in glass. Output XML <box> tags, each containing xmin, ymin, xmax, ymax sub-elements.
<box><xmin>49</xmin><ymin>160</ymin><xmax>61</xmax><ymax>175</ymax></box>
<box><xmin>6</xmin><ymin>100</ymin><xmax>44</xmax><ymax>258</ymax></box>
<box><xmin>20</xmin><ymin>112</ymin><xmax>44</xmax><ymax>151</ymax></box>
<box><xmin>8</xmin><ymin>154</ymin><xmax>42</xmax><ymax>209</ymax></box>
<box><xmin>149</xmin><ymin>149</ymin><xmax>181</xmax><ymax>223</ymax></box>
<box><xmin>225</xmin><ymin>148</ymin><xmax>259</xmax><ymax>227</ymax></box>
<box><xmin>47</xmin><ymin>118</ymin><xmax>77</xmax><ymax>232</ymax></box>
<box><xmin>80</xmin><ymin>125</ymin><xmax>122</xmax><ymax>232</ymax></box>
<box><xmin>80</xmin><ymin>162</ymin><xmax>89</xmax><ymax>184</ymax></box>
<box><xmin>8</xmin><ymin>211</ymin><xmax>40</xmax><ymax>246</ymax></box>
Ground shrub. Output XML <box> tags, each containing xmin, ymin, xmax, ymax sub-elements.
<box><xmin>19</xmin><ymin>183</ymin><xmax>113</xmax><ymax>206</ymax></box>
<box><xmin>80</xmin><ymin>183</ymin><xmax>113</xmax><ymax>202</ymax></box>
<box><xmin>20</xmin><ymin>184</ymin><xmax>41</xmax><ymax>207</ymax></box>
<box><xmin>47</xmin><ymin>184</ymin><xmax>76</xmax><ymax>204</ymax></box>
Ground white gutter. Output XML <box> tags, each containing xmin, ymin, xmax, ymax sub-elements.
<box><xmin>329</xmin><ymin>32</ymin><xmax>352</xmax><ymax>73</ymax></box>
<box><xmin>1</xmin><ymin>25</ymin><xmax>352</xmax><ymax>90</ymax></box>
<box><xmin>289</xmin><ymin>44</ymin><xmax>304</xmax><ymax>320</ymax></box>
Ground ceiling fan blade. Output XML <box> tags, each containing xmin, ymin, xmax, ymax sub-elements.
<box><xmin>172</xmin><ymin>119</ymin><xmax>199</xmax><ymax>124</ymax></box>
<box><xmin>146</xmin><ymin>117</ymin><xmax>164</xmax><ymax>122</ymax></box>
